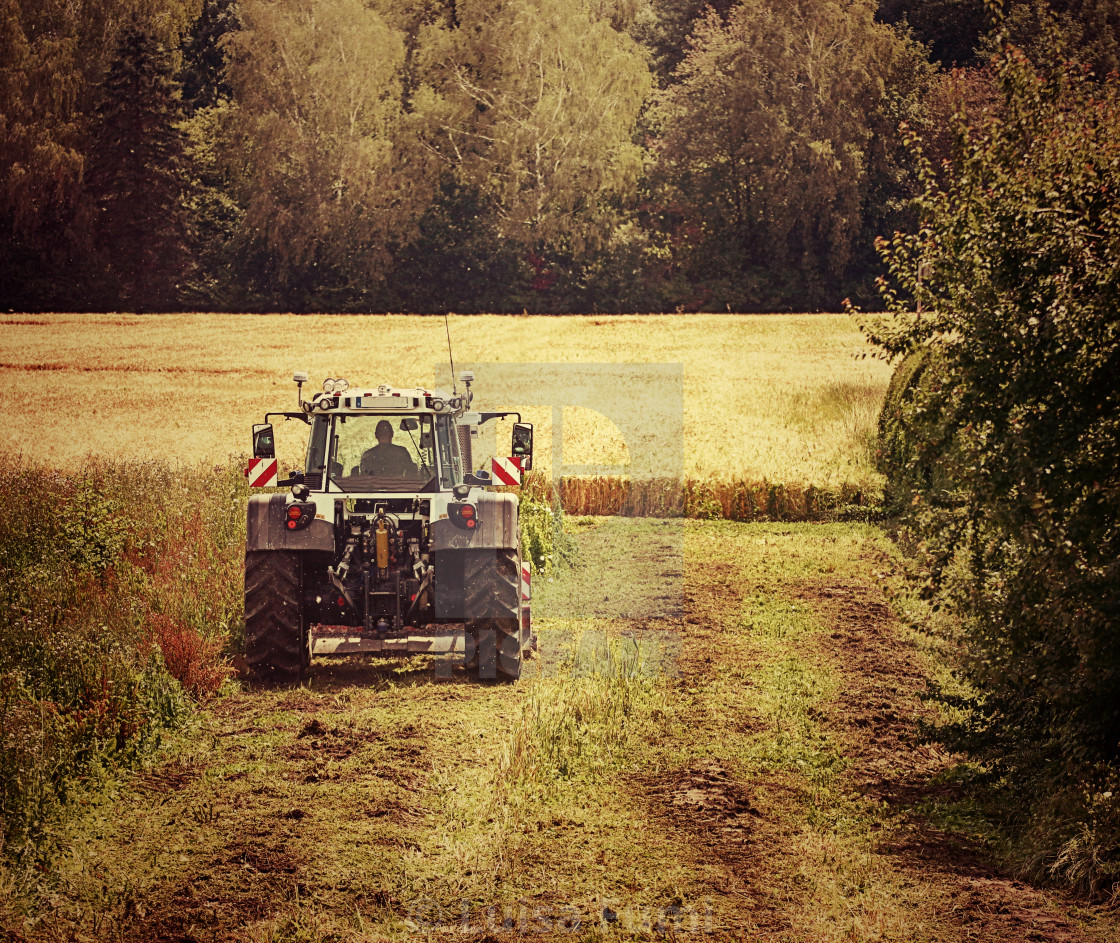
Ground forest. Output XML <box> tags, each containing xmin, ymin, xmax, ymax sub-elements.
<box><xmin>2</xmin><ymin>0</ymin><xmax>1118</xmax><ymax>313</ymax></box>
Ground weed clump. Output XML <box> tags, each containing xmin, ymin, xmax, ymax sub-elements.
<box><xmin>517</xmin><ymin>475</ymin><xmax>578</xmax><ymax>573</ymax></box>
<box><xmin>0</xmin><ymin>459</ymin><xmax>246</xmax><ymax>873</ymax></box>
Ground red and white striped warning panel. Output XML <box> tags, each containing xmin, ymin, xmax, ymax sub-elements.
<box><xmin>247</xmin><ymin>457</ymin><xmax>278</xmax><ymax>488</ymax></box>
<box><xmin>521</xmin><ymin>559</ymin><xmax>531</xmax><ymax>637</ymax></box>
<box><xmin>491</xmin><ymin>456</ymin><xmax>522</xmax><ymax>486</ymax></box>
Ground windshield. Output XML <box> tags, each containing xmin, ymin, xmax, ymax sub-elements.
<box><xmin>303</xmin><ymin>412</ymin><xmax>462</xmax><ymax>492</ymax></box>
<box><xmin>326</xmin><ymin>414</ymin><xmax>438</xmax><ymax>493</ymax></box>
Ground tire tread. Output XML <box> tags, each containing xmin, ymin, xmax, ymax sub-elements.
<box><xmin>464</xmin><ymin>548</ymin><xmax>522</xmax><ymax>682</ymax></box>
<box><xmin>245</xmin><ymin>550</ymin><xmax>308</xmax><ymax>680</ymax></box>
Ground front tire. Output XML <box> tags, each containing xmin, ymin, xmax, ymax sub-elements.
<box><xmin>245</xmin><ymin>550</ymin><xmax>310</xmax><ymax>681</ymax></box>
<box><xmin>465</xmin><ymin>549</ymin><xmax>523</xmax><ymax>682</ymax></box>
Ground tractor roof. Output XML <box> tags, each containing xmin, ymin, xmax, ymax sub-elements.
<box><xmin>307</xmin><ymin>385</ymin><xmax>460</xmax><ymax>415</ymax></box>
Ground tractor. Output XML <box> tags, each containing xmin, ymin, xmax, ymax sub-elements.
<box><xmin>244</xmin><ymin>371</ymin><xmax>534</xmax><ymax>682</ymax></box>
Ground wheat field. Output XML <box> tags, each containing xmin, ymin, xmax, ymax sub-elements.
<box><xmin>0</xmin><ymin>313</ymin><xmax>890</xmax><ymax>486</ymax></box>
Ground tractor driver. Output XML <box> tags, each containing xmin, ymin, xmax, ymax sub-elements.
<box><xmin>359</xmin><ymin>419</ymin><xmax>417</xmax><ymax>478</ymax></box>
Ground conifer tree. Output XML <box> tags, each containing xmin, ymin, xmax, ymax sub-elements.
<box><xmin>86</xmin><ymin>19</ymin><xmax>191</xmax><ymax>311</ymax></box>
<box><xmin>180</xmin><ymin>0</ymin><xmax>238</xmax><ymax>115</ymax></box>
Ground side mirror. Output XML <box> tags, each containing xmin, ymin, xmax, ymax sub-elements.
<box><xmin>464</xmin><ymin>470</ymin><xmax>492</xmax><ymax>486</ymax></box>
<box><xmin>511</xmin><ymin>423</ymin><xmax>533</xmax><ymax>471</ymax></box>
<box><xmin>400</xmin><ymin>418</ymin><xmax>419</xmax><ymax>431</ymax></box>
<box><xmin>252</xmin><ymin>423</ymin><xmax>275</xmax><ymax>459</ymax></box>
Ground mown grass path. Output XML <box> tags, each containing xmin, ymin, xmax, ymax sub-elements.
<box><xmin>19</xmin><ymin>522</ymin><xmax>1120</xmax><ymax>942</ymax></box>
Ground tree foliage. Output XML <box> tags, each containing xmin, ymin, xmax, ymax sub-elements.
<box><xmin>652</xmin><ymin>0</ymin><xmax>927</xmax><ymax>309</ymax></box>
<box><xmin>877</xmin><ymin>0</ymin><xmax>988</xmax><ymax>66</ymax></box>
<box><xmin>86</xmin><ymin>19</ymin><xmax>192</xmax><ymax>310</ymax></box>
<box><xmin>862</xmin><ymin>41</ymin><xmax>1120</xmax><ymax>890</ymax></box>
<box><xmin>180</xmin><ymin>0</ymin><xmax>238</xmax><ymax>114</ymax></box>
<box><xmin>0</xmin><ymin>0</ymin><xmax>199</xmax><ymax>308</ymax></box>
<box><xmin>438</xmin><ymin>0</ymin><xmax>650</xmax><ymax>256</ymax></box>
<box><xmin>880</xmin><ymin>0</ymin><xmax>1120</xmax><ymax>73</ymax></box>
<box><xmin>222</xmin><ymin>0</ymin><xmax>441</xmax><ymax>305</ymax></box>
<box><xmin>631</xmin><ymin>0</ymin><xmax>737</xmax><ymax>82</ymax></box>
<box><xmin>3</xmin><ymin>0</ymin><xmax>1114</xmax><ymax>315</ymax></box>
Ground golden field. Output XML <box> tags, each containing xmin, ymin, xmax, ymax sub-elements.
<box><xmin>0</xmin><ymin>313</ymin><xmax>890</xmax><ymax>486</ymax></box>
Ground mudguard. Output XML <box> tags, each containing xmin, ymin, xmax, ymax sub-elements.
<box><xmin>431</xmin><ymin>492</ymin><xmax>520</xmax><ymax>620</ymax></box>
<box><xmin>246</xmin><ymin>494</ymin><xmax>335</xmax><ymax>552</ymax></box>
<box><xmin>430</xmin><ymin>491</ymin><xmax>519</xmax><ymax>552</ymax></box>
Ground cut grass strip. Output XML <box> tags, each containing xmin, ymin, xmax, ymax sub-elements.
<box><xmin>8</xmin><ymin>520</ymin><xmax>1118</xmax><ymax>942</ymax></box>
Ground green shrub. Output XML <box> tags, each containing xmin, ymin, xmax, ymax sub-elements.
<box><xmin>876</xmin><ymin>345</ymin><xmax>932</xmax><ymax>479</ymax></box>
<box><xmin>519</xmin><ymin>489</ymin><xmax>577</xmax><ymax>574</ymax></box>
<box><xmin>0</xmin><ymin>460</ymin><xmax>246</xmax><ymax>871</ymax></box>
<box><xmin>875</xmin><ymin>345</ymin><xmax>958</xmax><ymax>511</ymax></box>
<box><xmin>860</xmin><ymin>40</ymin><xmax>1120</xmax><ymax>892</ymax></box>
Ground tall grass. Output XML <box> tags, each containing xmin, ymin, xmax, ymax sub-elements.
<box><xmin>0</xmin><ymin>460</ymin><xmax>245</xmax><ymax>872</ymax></box>
<box><xmin>520</xmin><ymin>471</ymin><xmax>879</xmax><ymax>522</ymax></box>
<box><xmin>495</xmin><ymin>634</ymin><xmax>654</xmax><ymax>800</ymax></box>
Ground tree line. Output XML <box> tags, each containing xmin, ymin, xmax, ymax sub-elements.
<box><xmin>1</xmin><ymin>0</ymin><xmax>1117</xmax><ymax>313</ymax></box>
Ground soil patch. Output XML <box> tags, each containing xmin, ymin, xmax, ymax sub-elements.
<box><xmin>798</xmin><ymin>580</ymin><xmax>949</xmax><ymax>805</ymax></box>
<box><xmin>675</xmin><ymin>560</ymin><xmax>740</xmax><ymax>677</ymax></box>
<box><xmin>136</xmin><ymin>761</ymin><xmax>202</xmax><ymax>795</ymax></box>
<box><xmin>799</xmin><ymin>579</ymin><xmax>1092</xmax><ymax>943</ymax></box>
<box><xmin>631</xmin><ymin>559</ymin><xmax>800</xmax><ymax>937</ymax></box>
<box><xmin>884</xmin><ymin>823</ymin><xmax>1090</xmax><ymax>943</ymax></box>
<box><xmin>636</xmin><ymin>761</ymin><xmax>802</xmax><ymax>937</ymax></box>
<box><xmin>280</xmin><ymin>718</ymin><xmax>428</xmax><ymax>791</ymax></box>
<box><xmin>284</xmin><ymin>718</ymin><xmax>422</xmax><ymax>761</ymax></box>
<box><xmin>127</xmin><ymin>832</ymin><xmax>303</xmax><ymax>943</ymax></box>
<box><xmin>649</xmin><ymin>760</ymin><xmax>763</xmax><ymax>841</ymax></box>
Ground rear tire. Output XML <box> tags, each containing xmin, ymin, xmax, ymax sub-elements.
<box><xmin>245</xmin><ymin>550</ymin><xmax>309</xmax><ymax>681</ymax></box>
<box><xmin>465</xmin><ymin>548</ymin><xmax>523</xmax><ymax>682</ymax></box>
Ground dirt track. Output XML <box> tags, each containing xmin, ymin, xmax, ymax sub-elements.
<box><xmin>645</xmin><ymin>555</ymin><xmax>1102</xmax><ymax>942</ymax></box>
<box><xmin>12</xmin><ymin>521</ymin><xmax>1118</xmax><ymax>943</ymax></box>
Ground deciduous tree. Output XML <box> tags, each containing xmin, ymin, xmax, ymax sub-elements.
<box><xmin>437</xmin><ymin>0</ymin><xmax>651</xmax><ymax>259</ymax></box>
<box><xmin>632</xmin><ymin>0</ymin><xmax>736</xmax><ymax>82</ymax></box>
<box><xmin>652</xmin><ymin>0</ymin><xmax>925</xmax><ymax>309</ymax></box>
<box><xmin>221</xmin><ymin>0</ymin><xmax>441</xmax><ymax>306</ymax></box>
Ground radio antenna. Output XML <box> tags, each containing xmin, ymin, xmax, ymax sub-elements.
<box><xmin>444</xmin><ymin>312</ymin><xmax>457</xmax><ymax>395</ymax></box>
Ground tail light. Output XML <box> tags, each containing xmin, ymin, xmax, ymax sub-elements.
<box><xmin>285</xmin><ymin>502</ymin><xmax>315</xmax><ymax>530</ymax></box>
<box><xmin>449</xmin><ymin>502</ymin><xmax>478</xmax><ymax>530</ymax></box>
